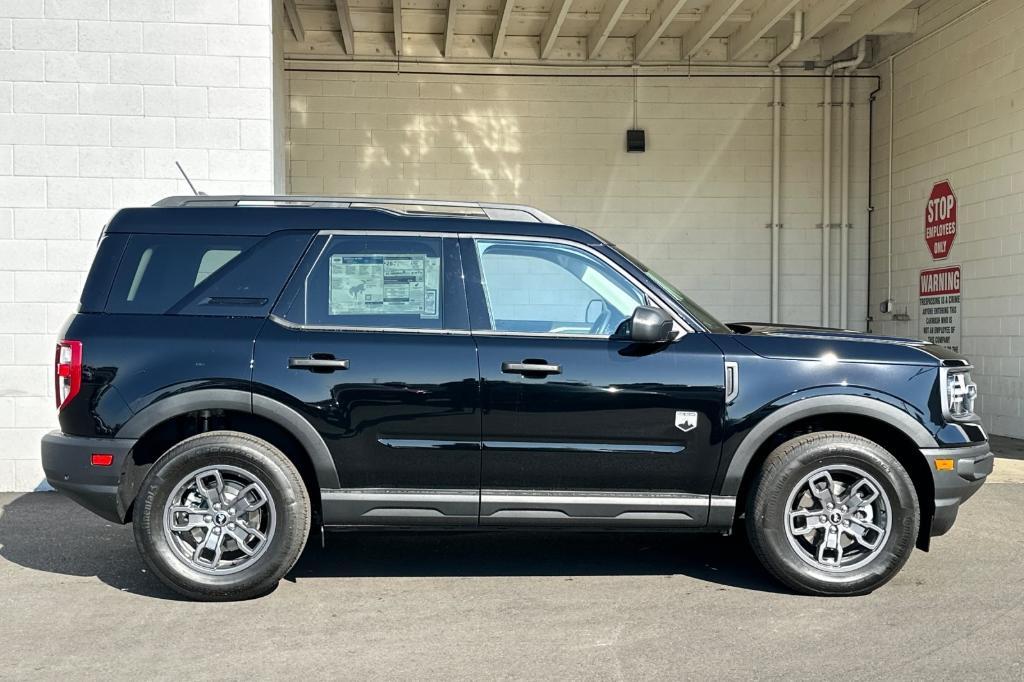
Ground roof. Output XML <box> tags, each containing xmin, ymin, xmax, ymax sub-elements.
<box><xmin>153</xmin><ymin>195</ymin><xmax>561</xmax><ymax>223</ymax></box>
<box><xmin>104</xmin><ymin>196</ymin><xmax>603</xmax><ymax>243</ymax></box>
<box><xmin>282</xmin><ymin>0</ymin><xmax>922</xmax><ymax>67</ymax></box>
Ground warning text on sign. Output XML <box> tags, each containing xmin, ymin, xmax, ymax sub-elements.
<box><xmin>919</xmin><ymin>265</ymin><xmax>961</xmax><ymax>353</ymax></box>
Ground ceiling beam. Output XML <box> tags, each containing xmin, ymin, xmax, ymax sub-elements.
<box><xmin>873</xmin><ymin>9</ymin><xmax>917</xmax><ymax>34</ymax></box>
<box><xmin>444</xmin><ymin>0</ymin><xmax>457</xmax><ymax>57</ymax></box>
<box><xmin>284</xmin><ymin>0</ymin><xmax>305</xmax><ymax>42</ymax></box>
<box><xmin>393</xmin><ymin>0</ymin><xmax>403</xmax><ymax>55</ymax></box>
<box><xmin>587</xmin><ymin>0</ymin><xmax>629</xmax><ymax>59</ymax></box>
<box><xmin>635</xmin><ymin>0</ymin><xmax>695</xmax><ymax>61</ymax></box>
<box><xmin>684</xmin><ymin>0</ymin><xmax>744</xmax><ymax>59</ymax></box>
<box><xmin>820</xmin><ymin>0</ymin><xmax>916</xmax><ymax>59</ymax></box>
<box><xmin>492</xmin><ymin>0</ymin><xmax>514</xmax><ymax>57</ymax></box>
<box><xmin>334</xmin><ymin>0</ymin><xmax>355</xmax><ymax>53</ymax></box>
<box><xmin>786</xmin><ymin>0</ymin><xmax>860</xmax><ymax>61</ymax></box>
<box><xmin>727</xmin><ymin>0</ymin><xmax>800</xmax><ymax>61</ymax></box>
<box><xmin>540</xmin><ymin>0</ymin><xmax>573</xmax><ymax>59</ymax></box>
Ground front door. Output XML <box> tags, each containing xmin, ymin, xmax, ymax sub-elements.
<box><xmin>462</xmin><ymin>236</ymin><xmax>725</xmax><ymax>527</ymax></box>
<box><xmin>253</xmin><ymin>231</ymin><xmax>481</xmax><ymax>526</ymax></box>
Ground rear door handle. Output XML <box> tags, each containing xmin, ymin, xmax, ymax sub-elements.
<box><xmin>288</xmin><ymin>356</ymin><xmax>350</xmax><ymax>371</ymax></box>
<box><xmin>501</xmin><ymin>361</ymin><xmax>562</xmax><ymax>376</ymax></box>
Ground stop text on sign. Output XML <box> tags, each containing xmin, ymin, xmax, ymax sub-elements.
<box><xmin>924</xmin><ymin>180</ymin><xmax>957</xmax><ymax>260</ymax></box>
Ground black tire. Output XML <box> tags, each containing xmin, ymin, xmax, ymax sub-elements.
<box><xmin>746</xmin><ymin>431</ymin><xmax>919</xmax><ymax>596</ymax></box>
<box><xmin>132</xmin><ymin>431</ymin><xmax>311</xmax><ymax>601</ymax></box>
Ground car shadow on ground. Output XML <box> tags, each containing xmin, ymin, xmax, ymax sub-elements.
<box><xmin>0</xmin><ymin>492</ymin><xmax>785</xmax><ymax>600</ymax></box>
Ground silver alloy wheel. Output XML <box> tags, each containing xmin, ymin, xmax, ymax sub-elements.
<box><xmin>162</xmin><ymin>465</ymin><xmax>277</xmax><ymax>575</ymax></box>
<box><xmin>784</xmin><ymin>464</ymin><xmax>892</xmax><ymax>573</ymax></box>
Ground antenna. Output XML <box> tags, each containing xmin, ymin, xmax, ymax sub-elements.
<box><xmin>175</xmin><ymin>161</ymin><xmax>204</xmax><ymax>196</ymax></box>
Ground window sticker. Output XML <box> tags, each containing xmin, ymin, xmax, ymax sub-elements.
<box><xmin>329</xmin><ymin>253</ymin><xmax>440</xmax><ymax>318</ymax></box>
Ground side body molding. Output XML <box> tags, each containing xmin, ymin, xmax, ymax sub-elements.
<box><xmin>720</xmin><ymin>394</ymin><xmax>939</xmax><ymax>497</ymax></box>
<box><xmin>117</xmin><ymin>388</ymin><xmax>340</xmax><ymax>489</ymax></box>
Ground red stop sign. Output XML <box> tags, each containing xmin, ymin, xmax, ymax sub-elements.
<box><xmin>925</xmin><ymin>180</ymin><xmax>957</xmax><ymax>260</ymax></box>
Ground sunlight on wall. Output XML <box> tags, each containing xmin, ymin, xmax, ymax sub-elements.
<box><xmin>285</xmin><ymin>72</ymin><xmax>870</xmax><ymax>326</ymax></box>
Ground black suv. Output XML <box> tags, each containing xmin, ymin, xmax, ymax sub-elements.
<box><xmin>42</xmin><ymin>195</ymin><xmax>992</xmax><ymax>601</ymax></box>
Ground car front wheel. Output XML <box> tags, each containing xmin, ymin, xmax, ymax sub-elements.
<box><xmin>746</xmin><ymin>431</ymin><xmax>920</xmax><ymax>596</ymax></box>
<box><xmin>132</xmin><ymin>431</ymin><xmax>311</xmax><ymax>601</ymax></box>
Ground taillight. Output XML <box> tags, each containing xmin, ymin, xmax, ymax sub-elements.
<box><xmin>55</xmin><ymin>340</ymin><xmax>82</xmax><ymax>410</ymax></box>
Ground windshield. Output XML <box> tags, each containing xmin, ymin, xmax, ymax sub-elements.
<box><xmin>617</xmin><ymin>249</ymin><xmax>731</xmax><ymax>333</ymax></box>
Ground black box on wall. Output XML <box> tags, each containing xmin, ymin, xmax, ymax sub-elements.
<box><xmin>626</xmin><ymin>128</ymin><xmax>645</xmax><ymax>153</ymax></box>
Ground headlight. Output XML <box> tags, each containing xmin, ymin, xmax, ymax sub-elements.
<box><xmin>942</xmin><ymin>367</ymin><xmax>977</xmax><ymax>421</ymax></box>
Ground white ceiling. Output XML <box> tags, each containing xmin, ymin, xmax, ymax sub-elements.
<box><xmin>282</xmin><ymin>0</ymin><xmax>928</xmax><ymax>66</ymax></box>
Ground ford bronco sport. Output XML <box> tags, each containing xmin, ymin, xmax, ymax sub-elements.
<box><xmin>42</xmin><ymin>195</ymin><xmax>993</xmax><ymax>601</ymax></box>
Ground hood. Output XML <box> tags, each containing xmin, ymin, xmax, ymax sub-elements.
<box><xmin>726</xmin><ymin>322</ymin><xmax>963</xmax><ymax>366</ymax></box>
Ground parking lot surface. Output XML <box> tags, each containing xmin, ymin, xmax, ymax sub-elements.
<box><xmin>1</xmin><ymin>463</ymin><xmax>1022</xmax><ymax>680</ymax></box>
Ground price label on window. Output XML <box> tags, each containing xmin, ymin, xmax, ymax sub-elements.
<box><xmin>329</xmin><ymin>254</ymin><xmax>440</xmax><ymax>318</ymax></box>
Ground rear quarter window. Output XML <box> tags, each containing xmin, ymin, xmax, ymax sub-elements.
<box><xmin>105</xmin><ymin>231</ymin><xmax>313</xmax><ymax>316</ymax></box>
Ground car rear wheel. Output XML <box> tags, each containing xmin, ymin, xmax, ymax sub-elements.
<box><xmin>133</xmin><ymin>431</ymin><xmax>311</xmax><ymax>601</ymax></box>
<box><xmin>746</xmin><ymin>431</ymin><xmax>919</xmax><ymax>596</ymax></box>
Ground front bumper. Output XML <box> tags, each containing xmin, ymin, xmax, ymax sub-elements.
<box><xmin>41</xmin><ymin>430</ymin><xmax>137</xmax><ymax>524</ymax></box>
<box><xmin>922</xmin><ymin>441</ymin><xmax>993</xmax><ymax>537</ymax></box>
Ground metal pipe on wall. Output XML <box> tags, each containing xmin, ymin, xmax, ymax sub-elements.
<box><xmin>767</xmin><ymin>10</ymin><xmax>803</xmax><ymax>323</ymax></box>
<box><xmin>839</xmin><ymin>38</ymin><xmax>866</xmax><ymax>329</ymax></box>
<box><xmin>821</xmin><ymin>73</ymin><xmax>833</xmax><ymax>327</ymax></box>
<box><xmin>822</xmin><ymin>39</ymin><xmax>866</xmax><ymax>329</ymax></box>
<box><xmin>770</xmin><ymin>74</ymin><xmax>782</xmax><ymax>323</ymax></box>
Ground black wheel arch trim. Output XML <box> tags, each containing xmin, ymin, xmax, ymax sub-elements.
<box><xmin>719</xmin><ymin>394</ymin><xmax>938</xmax><ymax>497</ymax></box>
<box><xmin>116</xmin><ymin>388</ymin><xmax>341</xmax><ymax>490</ymax></box>
<box><xmin>252</xmin><ymin>393</ymin><xmax>340</xmax><ymax>489</ymax></box>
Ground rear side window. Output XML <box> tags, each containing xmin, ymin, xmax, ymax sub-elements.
<box><xmin>106</xmin><ymin>232</ymin><xmax>313</xmax><ymax>316</ymax></box>
<box><xmin>280</xmin><ymin>235</ymin><xmax>449</xmax><ymax>330</ymax></box>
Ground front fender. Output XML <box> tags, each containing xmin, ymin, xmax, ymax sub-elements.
<box><xmin>716</xmin><ymin>391</ymin><xmax>939</xmax><ymax>498</ymax></box>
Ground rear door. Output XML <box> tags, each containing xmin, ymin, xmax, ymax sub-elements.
<box><xmin>253</xmin><ymin>231</ymin><xmax>481</xmax><ymax>526</ymax></box>
<box><xmin>462</xmin><ymin>235</ymin><xmax>726</xmax><ymax>527</ymax></box>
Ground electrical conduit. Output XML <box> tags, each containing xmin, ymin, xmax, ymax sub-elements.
<box><xmin>767</xmin><ymin>10</ymin><xmax>803</xmax><ymax>323</ymax></box>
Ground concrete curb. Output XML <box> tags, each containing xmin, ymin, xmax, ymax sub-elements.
<box><xmin>991</xmin><ymin>458</ymin><xmax>1024</xmax><ymax>484</ymax></box>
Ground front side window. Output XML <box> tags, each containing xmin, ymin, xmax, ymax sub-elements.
<box><xmin>283</xmin><ymin>235</ymin><xmax>445</xmax><ymax>330</ymax></box>
<box><xmin>474</xmin><ymin>239</ymin><xmax>645</xmax><ymax>336</ymax></box>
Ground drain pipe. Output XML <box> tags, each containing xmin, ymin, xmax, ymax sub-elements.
<box><xmin>767</xmin><ymin>10</ymin><xmax>803</xmax><ymax>323</ymax></box>
<box><xmin>821</xmin><ymin>38</ymin><xmax>867</xmax><ymax>328</ymax></box>
<box><xmin>820</xmin><ymin>69</ymin><xmax>833</xmax><ymax>327</ymax></box>
<box><xmin>838</xmin><ymin>38</ymin><xmax>866</xmax><ymax>328</ymax></box>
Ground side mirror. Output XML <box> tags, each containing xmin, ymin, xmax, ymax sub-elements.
<box><xmin>617</xmin><ymin>306</ymin><xmax>676</xmax><ymax>343</ymax></box>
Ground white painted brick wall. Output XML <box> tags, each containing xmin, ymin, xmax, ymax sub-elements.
<box><xmin>0</xmin><ymin>0</ymin><xmax>276</xmax><ymax>491</ymax></box>
<box><xmin>287</xmin><ymin>70</ymin><xmax>872</xmax><ymax>333</ymax></box>
<box><xmin>871</xmin><ymin>0</ymin><xmax>1024</xmax><ymax>439</ymax></box>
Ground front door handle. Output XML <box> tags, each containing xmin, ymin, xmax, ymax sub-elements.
<box><xmin>501</xmin><ymin>361</ymin><xmax>562</xmax><ymax>376</ymax></box>
<box><xmin>288</xmin><ymin>355</ymin><xmax>350</xmax><ymax>372</ymax></box>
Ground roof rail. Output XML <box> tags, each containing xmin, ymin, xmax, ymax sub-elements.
<box><xmin>153</xmin><ymin>195</ymin><xmax>562</xmax><ymax>224</ymax></box>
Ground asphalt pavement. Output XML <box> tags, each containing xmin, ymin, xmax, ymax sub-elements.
<box><xmin>1</xmin><ymin>464</ymin><xmax>1022</xmax><ymax>680</ymax></box>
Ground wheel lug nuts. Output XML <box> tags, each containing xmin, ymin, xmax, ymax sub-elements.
<box><xmin>840</xmin><ymin>505</ymin><xmax>847</xmax><ymax>512</ymax></box>
<box><xmin>213</xmin><ymin>527</ymin><xmax>221</xmax><ymax>534</ymax></box>
<box><xmin>826</xmin><ymin>503</ymin><xmax>834</xmax><ymax>510</ymax></box>
<box><xmin>843</xmin><ymin>520</ymin><xmax>850</xmax><ymax>527</ymax></box>
<box><xmin>204</xmin><ymin>515</ymin><xmax>212</xmax><ymax>523</ymax></box>
<box><xmin>228</xmin><ymin>523</ymin><xmax>235</xmax><ymax>530</ymax></box>
<box><xmin>819</xmin><ymin>515</ymin><xmax>827</xmax><ymax>522</ymax></box>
